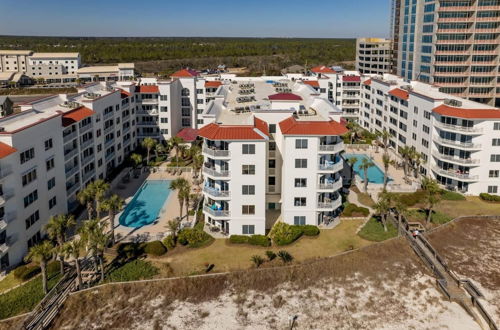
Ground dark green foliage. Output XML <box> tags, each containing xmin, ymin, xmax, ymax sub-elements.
<box><xmin>229</xmin><ymin>235</ymin><xmax>249</xmax><ymax>244</ymax></box>
<box><xmin>194</xmin><ymin>220</ymin><xmax>205</xmax><ymax>231</ymax></box>
<box><xmin>13</xmin><ymin>265</ymin><xmax>40</xmax><ymax>281</ymax></box>
<box><xmin>143</xmin><ymin>241</ymin><xmax>167</xmax><ymax>256</ymax></box>
<box><xmin>440</xmin><ymin>190</ymin><xmax>466</xmax><ymax>201</ymax></box>
<box><xmin>247</xmin><ymin>235</ymin><xmax>271</xmax><ymax>247</ymax></box>
<box><xmin>178</xmin><ymin>228</ymin><xmax>214</xmax><ymax>248</ymax></box>
<box><xmin>399</xmin><ymin>190</ymin><xmax>427</xmax><ymax>207</ymax></box>
<box><xmin>265</xmin><ymin>250</ymin><xmax>277</xmax><ymax>261</ymax></box>
<box><xmin>407</xmin><ymin>209</ymin><xmax>452</xmax><ymax>225</ymax></box>
<box><xmin>107</xmin><ymin>260</ymin><xmax>159</xmax><ymax>282</ymax></box>
<box><xmin>251</xmin><ymin>255</ymin><xmax>264</xmax><ymax>268</ymax></box>
<box><xmin>162</xmin><ymin>235</ymin><xmax>176</xmax><ymax>250</ymax></box>
<box><xmin>117</xmin><ymin>242</ymin><xmax>145</xmax><ymax>259</ymax></box>
<box><xmin>358</xmin><ymin>217</ymin><xmax>398</xmax><ymax>242</ymax></box>
<box><xmin>271</xmin><ymin>222</ymin><xmax>303</xmax><ymax>246</ymax></box>
<box><xmin>296</xmin><ymin>225</ymin><xmax>320</xmax><ymax>236</ymax></box>
<box><xmin>342</xmin><ymin>203</ymin><xmax>370</xmax><ymax>217</ymax></box>
<box><xmin>277</xmin><ymin>250</ymin><xmax>294</xmax><ymax>263</ymax></box>
<box><xmin>480</xmin><ymin>193</ymin><xmax>500</xmax><ymax>202</ymax></box>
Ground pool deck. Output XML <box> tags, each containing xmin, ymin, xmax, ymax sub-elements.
<box><xmin>110</xmin><ymin>169</ymin><xmax>196</xmax><ymax>242</ymax></box>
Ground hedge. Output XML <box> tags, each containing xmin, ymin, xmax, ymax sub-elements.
<box><xmin>270</xmin><ymin>222</ymin><xmax>304</xmax><ymax>246</ymax></box>
<box><xmin>480</xmin><ymin>193</ymin><xmax>500</xmax><ymax>202</ymax></box>
<box><xmin>178</xmin><ymin>228</ymin><xmax>214</xmax><ymax>248</ymax></box>
<box><xmin>162</xmin><ymin>235</ymin><xmax>176</xmax><ymax>250</ymax></box>
<box><xmin>229</xmin><ymin>235</ymin><xmax>271</xmax><ymax>247</ymax></box>
<box><xmin>229</xmin><ymin>235</ymin><xmax>249</xmax><ymax>244</ymax></box>
<box><xmin>440</xmin><ymin>190</ymin><xmax>466</xmax><ymax>201</ymax></box>
<box><xmin>143</xmin><ymin>241</ymin><xmax>167</xmax><ymax>256</ymax></box>
<box><xmin>107</xmin><ymin>259</ymin><xmax>159</xmax><ymax>282</ymax></box>
<box><xmin>342</xmin><ymin>203</ymin><xmax>370</xmax><ymax>217</ymax></box>
<box><xmin>13</xmin><ymin>265</ymin><xmax>40</xmax><ymax>281</ymax></box>
<box><xmin>117</xmin><ymin>242</ymin><xmax>145</xmax><ymax>259</ymax></box>
<box><xmin>296</xmin><ymin>225</ymin><xmax>320</xmax><ymax>236</ymax></box>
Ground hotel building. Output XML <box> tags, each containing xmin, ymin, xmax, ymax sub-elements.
<box><xmin>356</xmin><ymin>38</ymin><xmax>392</xmax><ymax>75</ymax></box>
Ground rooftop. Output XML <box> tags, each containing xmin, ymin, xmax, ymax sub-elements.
<box><xmin>0</xmin><ymin>50</ymin><xmax>33</xmax><ymax>55</ymax></box>
<box><xmin>30</xmin><ymin>52</ymin><xmax>79</xmax><ymax>59</ymax></box>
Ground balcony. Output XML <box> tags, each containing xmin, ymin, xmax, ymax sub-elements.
<box><xmin>141</xmin><ymin>98</ymin><xmax>159</xmax><ymax>104</ymax></box>
<box><xmin>431</xmin><ymin>165</ymin><xmax>479</xmax><ymax>182</ymax></box>
<box><xmin>0</xmin><ymin>166</ymin><xmax>13</xmax><ymax>180</ymax></box>
<box><xmin>137</xmin><ymin>132</ymin><xmax>159</xmax><ymax>138</ymax></box>
<box><xmin>318</xmin><ymin>178</ymin><xmax>343</xmax><ymax>191</ymax></box>
<box><xmin>103</xmin><ymin>111</ymin><xmax>114</xmax><ymax>119</ymax></box>
<box><xmin>82</xmin><ymin>154</ymin><xmax>95</xmax><ymax>165</ymax></box>
<box><xmin>64</xmin><ymin>147</ymin><xmax>79</xmax><ymax>160</ymax></box>
<box><xmin>66</xmin><ymin>182</ymin><xmax>80</xmax><ymax>196</ymax></box>
<box><xmin>317</xmin><ymin>196</ymin><xmax>342</xmax><ymax>210</ymax></box>
<box><xmin>318</xmin><ymin>161</ymin><xmax>343</xmax><ymax>173</ymax></box>
<box><xmin>63</xmin><ymin>130</ymin><xmax>77</xmax><ymax>143</ymax></box>
<box><xmin>104</xmin><ymin>125</ymin><xmax>114</xmax><ymax>134</ymax></box>
<box><xmin>105</xmin><ymin>152</ymin><xmax>115</xmax><ymax>162</ymax></box>
<box><xmin>433</xmin><ymin>136</ymin><xmax>481</xmax><ymax>150</ymax></box>
<box><xmin>203</xmin><ymin>205</ymin><xmax>230</xmax><ymax>218</ymax></box>
<box><xmin>79</xmin><ymin>123</ymin><xmax>92</xmax><ymax>134</ymax></box>
<box><xmin>434</xmin><ymin>121</ymin><xmax>483</xmax><ymax>134</ymax></box>
<box><xmin>0</xmin><ymin>235</ymin><xmax>15</xmax><ymax>254</ymax></box>
<box><xmin>431</xmin><ymin>151</ymin><xmax>480</xmax><ymax>166</ymax></box>
<box><xmin>82</xmin><ymin>171</ymin><xmax>95</xmax><ymax>183</ymax></box>
<box><xmin>104</xmin><ymin>138</ymin><xmax>114</xmax><ymax>148</ymax></box>
<box><xmin>203</xmin><ymin>145</ymin><xmax>230</xmax><ymax>158</ymax></box>
<box><xmin>137</xmin><ymin>121</ymin><xmax>159</xmax><ymax>126</ymax></box>
<box><xmin>318</xmin><ymin>142</ymin><xmax>344</xmax><ymax>153</ymax></box>
<box><xmin>438</xmin><ymin>6</ymin><xmax>474</xmax><ymax>12</ymax></box>
<box><xmin>65</xmin><ymin>165</ymin><xmax>79</xmax><ymax>178</ymax></box>
<box><xmin>0</xmin><ymin>190</ymin><xmax>14</xmax><ymax>205</ymax></box>
<box><xmin>80</xmin><ymin>138</ymin><xmax>94</xmax><ymax>150</ymax></box>
<box><xmin>203</xmin><ymin>186</ymin><xmax>230</xmax><ymax>198</ymax></box>
<box><xmin>203</xmin><ymin>166</ymin><xmax>230</xmax><ymax>178</ymax></box>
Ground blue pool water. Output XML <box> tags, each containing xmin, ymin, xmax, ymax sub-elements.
<box><xmin>344</xmin><ymin>154</ymin><xmax>389</xmax><ymax>184</ymax></box>
<box><xmin>119</xmin><ymin>180</ymin><xmax>171</xmax><ymax>228</ymax></box>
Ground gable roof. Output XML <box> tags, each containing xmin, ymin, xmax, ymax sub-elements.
<box><xmin>171</xmin><ymin>68</ymin><xmax>199</xmax><ymax>78</ymax></box>
<box><xmin>363</xmin><ymin>79</ymin><xmax>372</xmax><ymax>86</ymax></box>
<box><xmin>135</xmin><ymin>85</ymin><xmax>159</xmax><ymax>93</ymax></box>
<box><xmin>389</xmin><ymin>88</ymin><xmax>409</xmax><ymax>100</ymax></box>
<box><xmin>0</xmin><ymin>142</ymin><xmax>17</xmax><ymax>159</ymax></box>
<box><xmin>176</xmin><ymin>127</ymin><xmax>199</xmax><ymax>142</ymax></box>
<box><xmin>198</xmin><ymin>117</ymin><xmax>269</xmax><ymax>141</ymax></box>
<box><xmin>268</xmin><ymin>93</ymin><xmax>303</xmax><ymax>101</ymax></box>
<box><xmin>120</xmin><ymin>90</ymin><xmax>131</xmax><ymax>98</ymax></box>
<box><xmin>302</xmin><ymin>80</ymin><xmax>320</xmax><ymax>88</ymax></box>
<box><xmin>279</xmin><ymin>116</ymin><xmax>348</xmax><ymax>136</ymax></box>
<box><xmin>311</xmin><ymin>66</ymin><xmax>336</xmax><ymax>74</ymax></box>
<box><xmin>342</xmin><ymin>75</ymin><xmax>361</xmax><ymax>82</ymax></box>
<box><xmin>62</xmin><ymin>106</ymin><xmax>95</xmax><ymax>127</ymax></box>
<box><xmin>205</xmin><ymin>81</ymin><xmax>222</xmax><ymax>88</ymax></box>
<box><xmin>433</xmin><ymin>104</ymin><xmax>500</xmax><ymax>119</ymax></box>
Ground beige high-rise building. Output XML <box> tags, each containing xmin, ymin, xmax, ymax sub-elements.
<box><xmin>356</xmin><ymin>38</ymin><xmax>392</xmax><ymax>75</ymax></box>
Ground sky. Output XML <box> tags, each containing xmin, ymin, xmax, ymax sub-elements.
<box><xmin>0</xmin><ymin>0</ymin><xmax>390</xmax><ymax>38</ymax></box>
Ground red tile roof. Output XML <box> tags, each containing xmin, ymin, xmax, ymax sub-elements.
<box><xmin>120</xmin><ymin>90</ymin><xmax>131</xmax><ymax>98</ymax></box>
<box><xmin>279</xmin><ymin>116</ymin><xmax>348</xmax><ymax>136</ymax></box>
<box><xmin>303</xmin><ymin>80</ymin><xmax>320</xmax><ymax>88</ymax></box>
<box><xmin>268</xmin><ymin>93</ymin><xmax>303</xmax><ymax>101</ymax></box>
<box><xmin>205</xmin><ymin>81</ymin><xmax>222</xmax><ymax>88</ymax></box>
<box><xmin>0</xmin><ymin>142</ymin><xmax>17</xmax><ymax>159</ymax></box>
<box><xmin>198</xmin><ymin>117</ymin><xmax>269</xmax><ymax>141</ymax></box>
<box><xmin>171</xmin><ymin>68</ymin><xmax>199</xmax><ymax>78</ymax></box>
<box><xmin>342</xmin><ymin>75</ymin><xmax>361</xmax><ymax>82</ymax></box>
<box><xmin>62</xmin><ymin>106</ymin><xmax>95</xmax><ymax>127</ymax></box>
<box><xmin>433</xmin><ymin>104</ymin><xmax>500</xmax><ymax>119</ymax></box>
<box><xmin>389</xmin><ymin>88</ymin><xmax>409</xmax><ymax>100</ymax></box>
<box><xmin>135</xmin><ymin>85</ymin><xmax>159</xmax><ymax>93</ymax></box>
<box><xmin>311</xmin><ymin>66</ymin><xmax>336</xmax><ymax>74</ymax></box>
<box><xmin>176</xmin><ymin>127</ymin><xmax>199</xmax><ymax>142</ymax></box>
<box><xmin>363</xmin><ymin>79</ymin><xmax>372</xmax><ymax>86</ymax></box>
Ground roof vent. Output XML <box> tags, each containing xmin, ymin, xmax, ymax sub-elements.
<box><xmin>444</xmin><ymin>99</ymin><xmax>462</xmax><ymax>107</ymax></box>
<box><xmin>388</xmin><ymin>80</ymin><xmax>397</xmax><ymax>85</ymax></box>
<box><xmin>400</xmin><ymin>85</ymin><xmax>413</xmax><ymax>91</ymax></box>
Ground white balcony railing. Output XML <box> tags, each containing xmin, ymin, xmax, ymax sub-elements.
<box><xmin>317</xmin><ymin>196</ymin><xmax>342</xmax><ymax>210</ymax></box>
<box><xmin>431</xmin><ymin>151</ymin><xmax>480</xmax><ymax>165</ymax></box>
<box><xmin>431</xmin><ymin>165</ymin><xmax>479</xmax><ymax>181</ymax></box>
<box><xmin>318</xmin><ymin>178</ymin><xmax>343</xmax><ymax>191</ymax></box>
<box><xmin>433</xmin><ymin>137</ymin><xmax>481</xmax><ymax>149</ymax></box>
<box><xmin>203</xmin><ymin>205</ymin><xmax>230</xmax><ymax>218</ymax></box>
<box><xmin>203</xmin><ymin>166</ymin><xmax>230</xmax><ymax>178</ymax></box>
<box><xmin>318</xmin><ymin>142</ymin><xmax>344</xmax><ymax>153</ymax></box>
<box><xmin>203</xmin><ymin>146</ymin><xmax>230</xmax><ymax>158</ymax></box>
<box><xmin>203</xmin><ymin>186</ymin><xmax>230</xmax><ymax>198</ymax></box>
<box><xmin>318</xmin><ymin>161</ymin><xmax>343</xmax><ymax>172</ymax></box>
<box><xmin>434</xmin><ymin>121</ymin><xmax>483</xmax><ymax>134</ymax></box>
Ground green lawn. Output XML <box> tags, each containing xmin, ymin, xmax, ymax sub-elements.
<box><xmin>358</xmin><ymin>217</ymin><xmax>398</xmax><ymax>242</ymax></box>
<box><xmin>0</xmin><ymin>272</ymin><xmax>23</xmax><ymax>294</ymax></box>
<box><xmin>107</xmin><ymin>259</ymin><xmax>159</xmax><ymax>283</ymax></box>
<box><xmin>407</xmin><ymin>209</ymin><xmax>452</xmax><ymax>225</ymax></box>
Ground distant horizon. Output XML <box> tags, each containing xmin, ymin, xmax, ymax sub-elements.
<box><xmin>0</xmin><ymin>0</ymin><xmax>390</xmax><ymax>38</ymax></box>
<box><xmin>0</xmin><ymin>35</ymin><xmax>362</xmax><ymax>39</ymax></box>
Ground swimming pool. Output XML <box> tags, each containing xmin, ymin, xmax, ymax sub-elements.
<box><xmin>119</xmin><ymin>180</ymin><xmax>172</xmax><ymax>228</ymax></box>
<box><xmin>343</xmin><ymin>154</ymin><xmax>389</xmax><ymax>184</ymax></box>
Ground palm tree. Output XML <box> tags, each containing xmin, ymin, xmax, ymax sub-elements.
<box><xmin>411</xmin><ymin>151</ymin><xmax>422</xmax><ymax>178</ymax></box>
<box><xmin>166</xmin><ymin>219</ymin><xmax>181</xmax><ymax>239</ymax></box>
<box><xmin>192</xmin><ymin>154</ymin><xmax>204</xmax><ymax>180</ymax></box>
<box><xmin>359</xmin><ymin>158</ymin><xmax>375</xmax><ymax>192</ymax></box>
<box><xmin>168</xmin><ymin>136</ymin><xmax>184</xmax><ymax>164</ymax></box>
<box><xmin>79</xmin><ymin>219</ymin><xmax>108</xmax><ymax>281</ymax></box>
<box><xmin>45</xmin><ymin>214</ymin><xmax>76</xmax><ymax>275</ymax></box>
<box><xmin>178</xmin><ymin>144</ymin><xmax>188</xmax><ymax>162</ymax></box>
<box><xmin>347</xmin><ymin>156</ymin><xmax>358</xmax><ymax>183</ymax></box>
<box><xmin>63</xmin><ymin>239</ymin><xmax>84</xmax><ymax>289</ymax></box>
<box><xmin>378</xmin><ymin>130</ymin><xmax>392</xmax><ymax>154</ymax></box>
<box><xmin>142</xmin><ymin>137</ymin><xmax>157</xmax><ymax>164</ymax></box>
<box><xmin>25</xmin><ymin>241</ymin><xmax>54</xmax><ymax>295</ymax></box>
<box><xmin>373</xmin><ymin>198</ymin><xmax>390</xmax><ymax>232</ymax></box>
<box><xmin>346</xmin><ymin>122</ymin><xmax>362</xmax><ymax>144</ymax></box>
<box><xmin>170</xmin><ymin>178</ymin><xmax>189</xmax><ymax>220</ymax></box>
<box><xmin>382</xmin><ymin>153</ymin><xmax>394</xmax><ymax>190</ymax></box>
<box><xmin>101</xmin><ymin>194</ymin><xmax>124</xmax><ymax>246</ymax></box>
<box><xmin>421</xmin><ymin>177</ymin><xmax>441</xmax><ymax>224</ymax></box>
<box><xmin>393</xmin><ymin>197</ymin><xmax>408</xmax><ymax>236</ymax></box>
<box><xmin>77</xmin><ymin>188</ymin><xmax>95</xmax><ymax>219</ymax></box>
<box><xmin>399</xmin><ymin>146</ymin><xmax>412</xmax><ymax>180</ymax></box>
<box><xmin>92</xmin><ymin>180</ymin><xmax>110</xmax><ymax>219</ymax></box>
<box><xmin>155</xmin><ymin>143</ymin><xmax>166</xmax><ymax>161</ymax></box>
<box><xmin>187</xmin><ymin>145</ymin><xmax>201</xmax><ymax>160</ymax></box>
<box><xmin>130</xmin><ymin>153</ymin><xmax>143</xmax><ymax>169</ymax></box>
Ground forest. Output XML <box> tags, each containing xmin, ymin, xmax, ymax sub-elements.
<box><xmin>0</xmin><ymin>36</ymin><xmax>356</xmax><ymax>75</ymax></box>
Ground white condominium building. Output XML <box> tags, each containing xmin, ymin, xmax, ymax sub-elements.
<box><xmin>356</xmin><ymin>38</ymin><xmax>392</xmax><ymax>75</ymax></box>
<box><xmin>198</xmin><ymin>76</ymin><xmax>346</xmax><ymax>235</ymax></box>
<box><xmin>360</xmin><ymin>73</ymin><xmax>500</xmax><ymax>195</ymax></box>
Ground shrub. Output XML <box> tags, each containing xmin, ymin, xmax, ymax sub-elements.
<box><xmin>251</xmin><ymin>255</ymin><xmax>264</xmax><ymax>268</ymax></box>
<box><xmin>162</xmin><ymin>235</ymin><xmax>176</xmax><ymax>250</ymax></box>
<box><xmin>270</xmin><ymin>222</ymin><xmax>303</xmax><ymax>246</ymax></box>
<box><xmin>277</xmin><ymin>250</ymin><xmax>293</xmax><ymax>263</ymax></box>
<box><xmin>13</xmin><ymin>265</ymin><xmax>40</xmax><ymax>281</ymax></box>
<box><xmin>358</xmin><ymin>217</ymin><xmax>398</xmax><ymax>242</ymax></box>
<box><xmin>178</xmin><ymin>228</ymin><xmax>213</xmax><ymax>248</ymax></box>
<box><xmin>143</xmin><ymin>241</ymin><xmax>167</xmax><ymax>256</ymax></box>
<box><xmin>229</xmin><ymin>235</ymin><xmax>249</xmax><ymax>244</ymax></box>
<box><xmin>297</xmin><ymin>225</ymin><xmax>320</xmax><ymax>236</ymax></box>
<box><xmin>107</xmin><ymin>259</ymin><xmax>159</xmax><ymax>282</ymax></box>
<box><xmin>46</xmin><ymin>261</ymin><xmax>59</xmax><ymax>275</ymax></box>
<box><xmin>342</xmin><ymin>203</ymin><xmax>370</xmax><ymax>217</ymax></box>
<box><xmin>440</xmin><ymin>190</ymin><xmax>466</xmax><ymax>201</ymax></box>
<box><xmin>400</xmin><ymin>190</ymin><xmax>426</xmax><ymax>207</ymax></box>
<box><xmin>265</xmin><ymin>250</ymin><xmax>276</xmax><ymax>261</ymax></box>
<box><xmin>117</xmin><ymin>242</ymin><xmax>144</xmax><ymax>259</ymax></box>
<box><xmin>248</xmin><ymin>235</ymin><xmax>271</xmax><ymax>247</ymax></box>
<box><xmin>480</xmin><ymin>193</ymin><xmax>500</xmax><ymax>202</ymax></box>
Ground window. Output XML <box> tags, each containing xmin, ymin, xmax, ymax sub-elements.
<box><xmin>487</xmin><ymin>186</ymin><xmax>498</xmax><ymax>194</ymax></box>
<box><xmin>424</xmin><ymin>111</ymin><xmax>431</xmax><ymax>120</ymax></box>
<box><xmin>294</xmin><ymin>216</ymin><xmax>306</xmax><ymax>225</ymax></box>
<box><xmin>268</xmin><ymin>159</ymin><xmax>276</xmax><ymax>168</ymax></box>
<box><xmin>47</xmin><ymin>177</ymin><xmax>55</xmax><ymax>190</ymax></box>
<box><xmin>160</xmin><ymin>95</ymin><xmax>168</xmax><ymax>101</ymax></box>
<box><xmin>27</xmin><ymin>232</ymin><xmax>42</xmax><ymax>249</ymax></box>
<box><xmin>46</xmin><ymin>158</ymin><xmax>55</xmax><ymax>171</ymax></box>
<box><xmin>49</xmin><ymin>196</ymin><xmax>57</xmax><ymax>209</ymax></box>
<box><xmin>20</xmin><ymin>148</ymin><xmax>35</xmax><ymax>164</ymax></box>
<box><xmin>490</xmin><ymin>155</ymin><xmax>500</xmax><ymax>162</ymax></box>
<box><xmin>494</xmin><ymin>123</ymin><xmax>500</xmax><ymax>130</ymax></box>
<box><xmin>24</xmin><ymin>190</ymin><xmax>38</xmax><ymax>207</ymax></box>
<box><xmin>44</xmin><ymin>138</ymin><xmax>53</xmax><ymax>150</ymax></box>
<box><xmin>160</xmin><ymin>118</ymin><xmax>168</xmax><ymax>123</ymax></box>
<box><xmin>489</xmin><ymin>170</ymin><xmax>499</xmax><ymax>178</ymax></box>
<box><xmin>22</xmin><ymin>168</ymin><xmax>37</xmax><ymax>186</ymax></box>
<box><xmin>268</xmin><ymin>177</ymin><xmax>276</xmax><ymax>186</ymax></box>
<box><xmin>269</xmin><ymin>124</ymin><xmax>276</xmax><ymax>133</ymax></box>
<box><xmin>493</xmin><ymin>139</ymin><xmax>500</xmax><ymax>146</ymax></box>
<box><xmin>294</xmin><ymin>178</ymin><xmax>307</xmax><ymax>187</ymax></box>
<box><xmin>295</xmin><ymin>159</ymin><xmax>307</xmax><ymax>168</ymax></box>
<box><xmin>294</xmin><ymin>197</ymin><xmax>306</xmax><ymax>207</ymax></box>
<box><xmin>242</xmin><ymin>165</ymin><xmax>255</xmax><ymax>175</ymax></box>
<box><xmin>242</xmin><ymin>144</ymin><xmax>255</xmax><ymax>154</ymax></box>
<box><xmin>295</xmin><ymin>139</ymin><xmax>308</xmax><ymax>149</ymax></box>
<box><xmin>242</xmin><ymin>185</ymin><xmax>255</xmax><ymax>195</ymax></box>
<box><xmin>242</xmin><ymin>225</ymin><xmax>255</xmax><ymax>235</ymax></box>
<box><xmin>25</xmin><ymin>210</ymin><xmax>40</xmax><ymax>229</ymax></box>
<box><xmin>242</xmin><ymin>205</ymin><xmax>255</xmax><ymax>215</ymax></box>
